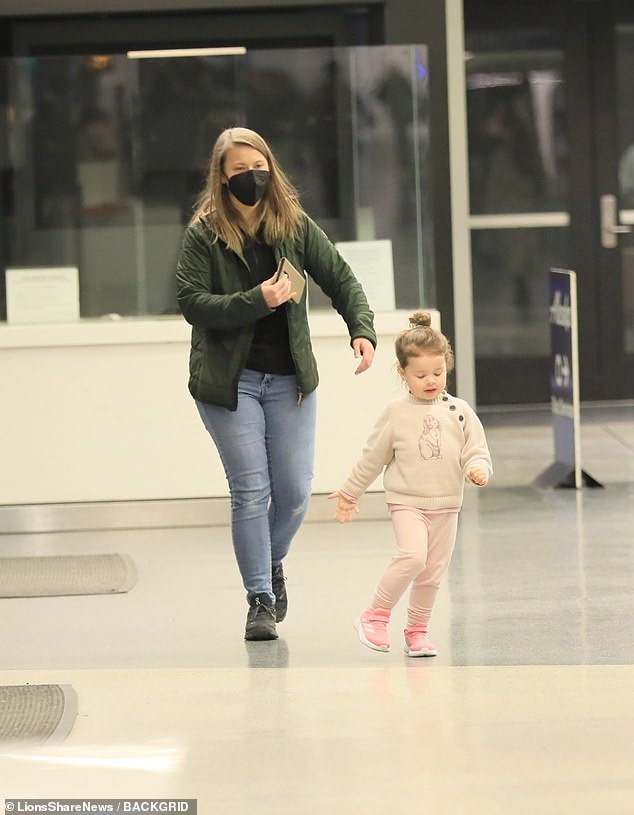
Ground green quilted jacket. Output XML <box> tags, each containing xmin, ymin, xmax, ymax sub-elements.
<box><xmin>176</xmin><ymin>212</ymin><xmax>377</xmax><ymax>410</ymax></box>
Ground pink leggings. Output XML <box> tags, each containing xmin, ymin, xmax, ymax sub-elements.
<box><xmin>371</xmin><ymin>504</ymin><xmax>459</xmax><ymax>626</ymax></box>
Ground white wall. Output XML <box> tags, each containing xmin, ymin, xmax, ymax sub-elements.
<box><xmin>0</xmin><ymin>311</ymin><xmax>439</xmax><ymax>505</ymax></box>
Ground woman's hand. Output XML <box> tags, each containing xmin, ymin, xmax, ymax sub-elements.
<box><xmin>261</xmin><ymin>272</ymin><xmax>294</xmax><ymax>308</ymax></box>
<box><xmin>328</xmin><ymin>491</ymin><xmax>360</xmax><ymax>524</ymax></box>
<box><xmin>466</xmin><ymin>466</ymin><xmax>489</xmax><ymax>486</ymax></box>
<box><xmin>352</xmin><ymin>338</ymin><xmax>375</xmax><ymax>374</ymax></box>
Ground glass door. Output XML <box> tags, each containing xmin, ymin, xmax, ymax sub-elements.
<box><xmin>464</xmin><ymin>0</ymin><xmax>634</xmax><ymax>404</ymax></box>
<box><xmin>596</xmin><ymin>5</ymin><xmax>634</xmax><ymax>397</ymax></box>
<box><xmin>465</xmin><ymin>8</ymin><xmax>569</xmax><ymax>405</ymax></box>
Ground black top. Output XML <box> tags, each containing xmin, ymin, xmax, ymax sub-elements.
<box><xmin>243</xmin><ymin>237</ymin><xmax>296</xmax><ymax>375</ymax></box>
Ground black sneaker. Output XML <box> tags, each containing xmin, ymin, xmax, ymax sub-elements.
<box><xmin>244</xmin><ymin>595</ymin><xmax>278</xmax><ymax>641</ymax></box>
<box><xmin>272</xmin><ymin>563</ymin><xmax>287</xmax><ymax>622</ymax></box>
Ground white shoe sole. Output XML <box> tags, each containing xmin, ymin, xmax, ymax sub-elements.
<box><xmin>404</xmin><ymin>644</ymin><xmax>437</xmax><ymax>658</ymax></box>
<box><xmin>353</xmin><ymin>616</ymin><xmax>389</xmax><ymax>652</ymax></box>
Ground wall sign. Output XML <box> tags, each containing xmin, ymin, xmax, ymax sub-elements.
<box><xmin>335</xmin><ymin>239</ymin><xmax>396</xmax><ymax>313</ymax></box>
<box><xmin>6</xmin><ymin>267</ymin><xmax>80</xmax><ymax>324</ymax></box>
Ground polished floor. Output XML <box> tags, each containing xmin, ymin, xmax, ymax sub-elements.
<box><xmin>1</xmin><ymin>404</ymin><xmax>633</xmax><ymax>812</ymax></box>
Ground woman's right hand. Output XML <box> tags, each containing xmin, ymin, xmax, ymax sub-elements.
<box><xmin>261</xmin><ymin>272</ymin><xmax>294</xmax><ymax>308</ymax></box>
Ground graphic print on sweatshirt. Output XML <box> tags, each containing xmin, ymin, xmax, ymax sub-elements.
<box><xmin>418</xmin><ymin>414</ymin><xmax>442</xmax><ymax>460</ymax></box>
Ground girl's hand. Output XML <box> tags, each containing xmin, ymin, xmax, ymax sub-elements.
<box><xmin>261</xmin><ymin>272</ymin><xmax>294</xmax><ymax>308</ymax></box>
<box><xmin>466</xmin><ymin>466</ymin><xmax>489</xmax><ymax>486</ymax></box>
<box><xmin>328</xmin><ymin>491</ymin><xmax>360</xmax><ymax>523</ymax></box>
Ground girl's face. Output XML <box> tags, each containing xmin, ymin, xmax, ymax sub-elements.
<box><xmin>222</xmin><ymin>145</ymin><xmax>269</xmax><ymax>181</ymax></box>
<box><xmin>398</xmin><ymin>352</ymin><xmax>447</xmax><ymax>401</ymax></box>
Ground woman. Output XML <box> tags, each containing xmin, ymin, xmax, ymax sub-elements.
<box><xmin>176</xmin><ymin>127</ymin><xmax>376</xmax><ymax>641</ymax></box>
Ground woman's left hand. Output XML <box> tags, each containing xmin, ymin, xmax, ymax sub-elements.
<box><xmin>352</xmin><ymin>338</ymin><xmax>375</xmax><ymax>374</ymax></box>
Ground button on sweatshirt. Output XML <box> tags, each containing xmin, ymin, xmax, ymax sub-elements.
<box><xmin>340</xmin><ymin>391</ymin><xmax>493</xmax><ymax>510</ymax></box>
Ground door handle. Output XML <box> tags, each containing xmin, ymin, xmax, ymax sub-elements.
<box><xmin>600</xmin><ymin>193</ymin><xmax>632</xmax><ymax>248</ymax></box>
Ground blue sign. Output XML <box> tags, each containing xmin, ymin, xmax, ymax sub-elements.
<box><xmin>536</xmin><ymin>269</ymin><xmax>601</xmax><ymax>488</ymax></box>
<box><xmin>549</xmin><ymin>269</ymin><xmax>577</xmax><ymax>473</ymax></box>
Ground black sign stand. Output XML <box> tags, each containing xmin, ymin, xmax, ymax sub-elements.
<box><xmin>535</xmin><ymin>269</ymin><xmax>602</xmax><ymax>489</ymax></box>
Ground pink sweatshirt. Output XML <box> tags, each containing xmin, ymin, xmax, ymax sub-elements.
<box><xmin>340</xmin><ymin>391</ymin><xmax>493</xmax><ymax>510</ymax></box>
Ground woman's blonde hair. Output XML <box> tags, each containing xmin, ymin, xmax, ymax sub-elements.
<box><xmin>395</xmin><ymin>311</ymin><xmax>455</xmax><ymax>371</ymax></box>
<box><xmin>191</xmin><ymin>127</ymin><xmax>303</xmax><ymax>252</ymax></box>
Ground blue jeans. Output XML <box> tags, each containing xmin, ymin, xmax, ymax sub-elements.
<box><xmin>196</xmin><ymin>370</ymin><xmax>316</xmax><ymax>605</ymax></box>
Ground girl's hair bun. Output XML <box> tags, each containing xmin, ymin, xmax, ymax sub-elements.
<box><xmin>409</xmin><ymin>311</ymin><xmax>431</xmax><ymax>329</ymax></box>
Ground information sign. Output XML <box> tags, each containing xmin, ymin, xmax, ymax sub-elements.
<box><xmin>535</xmin><ymin>268</ymin><xmax>601</xmax><ymax>488</ymax></box>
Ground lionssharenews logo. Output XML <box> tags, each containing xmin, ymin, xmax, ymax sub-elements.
<box><xmin>4</xmin><ymin>802</ymin><xmax>195</xmax><ymax>813</ymax></box>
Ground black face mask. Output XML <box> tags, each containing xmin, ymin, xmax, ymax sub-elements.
<box><xmin>227</xmin><ymin>169</ymin><xmax>270</xmax><ymax>207</ymax></box>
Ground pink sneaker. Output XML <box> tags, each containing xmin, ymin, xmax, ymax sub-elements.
<box><xmin>353</xmin><ymin>608</ymin><xmax>391</xmax><ymax>652</ymax></box>
<box><xmin>404</xmin><ymin>625</ymin><xmax>437</xmax><ymax>657</ymax></box>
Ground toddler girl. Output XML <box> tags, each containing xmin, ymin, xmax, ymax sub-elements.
<box><xmin>329</xmin><ymin>311</ymin><xmax>492</xmax><ymax>656</ymax></box>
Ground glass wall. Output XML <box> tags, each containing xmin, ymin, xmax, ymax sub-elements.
<box><xmin>465</xmin><ymin>30</ymin><xmax>569</xmax><ymax>357</ymax></box>
<box><xmin>0</xmin><ymin>44</ymin><xmax>433</xmax><ymax>323</ymax></box>
<box><xmin>616</xmin><ymin>25</ymin><xmax>634</xmax><ymax>353</ymax></box>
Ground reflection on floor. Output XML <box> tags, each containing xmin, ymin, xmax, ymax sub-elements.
<box><xmin>0</xmin><ymin>406</ymin><xmax>633</xmax><ymax>812</ymax></box>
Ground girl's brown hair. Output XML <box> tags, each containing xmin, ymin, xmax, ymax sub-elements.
<box><xmin>191</xmin><ymin>127</ymin><xmax>303</xmax><ymax>252</ymax></box>
<box><xmin>395</xmin><ymin>311</ymin><xmax>455</xmax><ymax>372</ymax></box>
